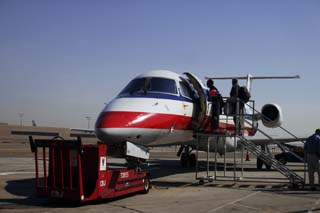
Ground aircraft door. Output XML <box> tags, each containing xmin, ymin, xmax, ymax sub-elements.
<box><xmin>178</xmin><ymin>80</ymin><xmax>194</xmax><ymax>117</ymax></box>
<box><xmin>183</xmin><ymin>72</ymin><xmax>208</xmax><ymax>131</ymax></box>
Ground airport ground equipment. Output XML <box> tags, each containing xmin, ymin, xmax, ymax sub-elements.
<box><xmin>29</xmin><ymin>136</ymin><xmax>150</xmax><ymax>203</ymax></box>
<box><xmin>238</xmin><ymin>136</ymin><xmax>304</xmax><ymax>186</ymax></box>
<box><xmin>195</xmin><ymin>98</ymin><xmax>305</xmax><ymax>188</ymax></box>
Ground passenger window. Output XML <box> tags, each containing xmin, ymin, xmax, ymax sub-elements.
<box><xmin>149</xmin><ymin>78</ymin><xmax>177</xmax><ymax>94</ymax></box>
<box><xmin>179</xmin><ymin>81</ymin><xmax>193</xmax><ymax>99</ymax></box>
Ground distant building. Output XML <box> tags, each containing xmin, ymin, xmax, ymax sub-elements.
<box><xmin>0</xmin><ymin>123</ymin><xmax>96</xmax><ymax>143</ymax></box>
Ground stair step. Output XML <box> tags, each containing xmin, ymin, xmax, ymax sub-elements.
<box><xmin>239</xmin><ymin>136</ymin><xmax>304</xmax><ymax>184</ymax></box>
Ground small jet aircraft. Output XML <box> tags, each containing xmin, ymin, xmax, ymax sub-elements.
<box><xmin>95</xmin><ymin>70</ymin><xmax>302</xmax><ymax>169</ymax></box>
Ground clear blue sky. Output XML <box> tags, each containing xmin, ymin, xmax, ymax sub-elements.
<box><xmin>0</xmin><ymin>0</ymin><xmax>319</xmax><ymax>136</ymax></box>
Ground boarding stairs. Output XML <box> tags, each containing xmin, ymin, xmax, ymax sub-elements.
<box><xmin>195</xmin><ymin>98</ymin><xmax>305</xmax><ymax>186</ymax></box>
<box><xmin>238</xmin><ymin>135</ymin><xmax>304</xmax><ymax>185</ymax></box>
<box><xmin>239</xmin><ymin>101</ymin><xmax>305</xmax><ymax>186</ymax></box>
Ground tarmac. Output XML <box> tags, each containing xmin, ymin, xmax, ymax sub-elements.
<box><xmin>1</xmin><ymin>140</ymin><xmax>320</xmax><ymax>213</ymax></box>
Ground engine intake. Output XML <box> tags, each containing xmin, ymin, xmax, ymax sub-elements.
<box><xmin>261</xmin><ymin>103</ymin><xmax>283</xmax><ymax>128</ymax></box>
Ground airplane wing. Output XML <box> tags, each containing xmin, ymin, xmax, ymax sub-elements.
<box><xmin>71</xmin><ymin>128</ymin><xmax>95</xmax><ymax>133</ymax></box>
<box><xmin>248</xmin><ymin>137</ymin><xmax>306</xmax><ymax>146</ymax></box>
<box><xmin>148</xmin><ymin>137</ymin><xmax>307</xmax><ymax>147</ymax></box>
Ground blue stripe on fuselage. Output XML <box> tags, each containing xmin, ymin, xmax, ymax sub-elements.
<box><xmin>118</xmin><ymin>92</ymin><xmax>194</xmax><ymax>103</ymax></box>
<box><xmin>118</xmin><ymin>88</ymin><xmax>211</xmax><ymax>103</ymax></box>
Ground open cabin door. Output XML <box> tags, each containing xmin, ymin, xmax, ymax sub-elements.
<box><xmin>183</xmin><ymin>72</ymin><xmax>208</xmax><ymax>132</ymax></box>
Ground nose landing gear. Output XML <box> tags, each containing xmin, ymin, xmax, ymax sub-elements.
<box><xmin>177</xmin><ymin>145</ymin><xmax>196</xmax><ymax>168</ymax></box>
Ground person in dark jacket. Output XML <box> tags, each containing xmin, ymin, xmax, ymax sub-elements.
<box><xmin>230</xmin><ymin>78</ymin><xmax>240</xmax><ymax>98</ymax></box>
<box><xmin>207</xmin><ymin>79</ymin><xmax>222</xmax><ymax>133</ymax></box>
<box><xmin>305</xmin><ymin>129</ymin><xmax>320</xmax><ymax>190</ymax></box>
<box><xmin>229</xmin><ymin>79</ymin><xmax>244</xmax><ymax>135</ymax></box>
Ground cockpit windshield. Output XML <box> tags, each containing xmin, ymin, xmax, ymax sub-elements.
<box><xmin>149</xmin><ymin>77</ymin><xmax>177</xmax><ymax>94</ymax></box>
<box><xmin>120</xmin><ymin>78</ymin><xmax>146</xmax><ymax>95</ymax></box>
<box><xmin>119</xmin><ymin>77</ymin><xmax>178</xmax><ymax>96</ymax></box>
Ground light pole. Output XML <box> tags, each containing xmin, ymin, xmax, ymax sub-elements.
<box><xmin>18</xmin><ymin>113</ymin><xmax>24</xmax><ymax>126</ymax></box>
<box><xmin>85</xmin><ymin>116</ymin><xmax>91</xmax><ymax>129</ymax></box>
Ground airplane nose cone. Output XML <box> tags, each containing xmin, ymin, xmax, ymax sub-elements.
<box><xmin>95</xmin><ymin>112</ymin><xmax>122</xmax><ymax>142</ymax></box>
<box><xmin>95</xmin><ymin>126</ymin><xmax>123</xmax><ymax>143</ymax></box>
<box><xmin>95</xmin><ymin>111</ymin><xmax>147</xmax><ymax>143</ymax></box>
<box><xmin>95</xmin><ymin>111</ymin><xmax>164</xmax><ymax>144</ymax></box>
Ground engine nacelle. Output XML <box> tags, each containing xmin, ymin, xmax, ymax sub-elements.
<box><xmin>207</xmin><ymin>136</ymin><xmax>238</xmax><ymax>155</ymax></box>
<box><xmin>260</xmin><ymin>103</ymin><xmax>283</xmax><ymax>128</ymax></box>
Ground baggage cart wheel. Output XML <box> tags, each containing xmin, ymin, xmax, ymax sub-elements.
<box><xmin>142</xmin><ymin>177</ymin><xmax>150</xmax><ymax>194</ymax></box>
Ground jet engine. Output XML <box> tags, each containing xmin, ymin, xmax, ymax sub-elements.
<box><xmin>207</xmin><ymin>136</ymin><xmax>238</xmax><ymax>155</ymax></box>
<box><xmin>260</xmin><ymin>103</ymin><xmax>283</xmax><ymax>128</ymax></box>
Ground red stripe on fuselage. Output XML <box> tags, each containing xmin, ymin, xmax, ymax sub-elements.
<box><xmin>97</xmin><ymin>111</ymin><xmax>255</xmax><ymax>135</ymax></box>
<box><xmin>97</xmin><ymin>111</ymin><xmax>193</xmax><ymax>130</ymax></box>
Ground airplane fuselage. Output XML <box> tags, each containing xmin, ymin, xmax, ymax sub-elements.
<box><xmin>95</xmin><ymin>70</ymin><xmax>253</xmax><ymax>154</ymax></box>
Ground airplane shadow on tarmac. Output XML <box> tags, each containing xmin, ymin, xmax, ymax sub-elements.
<box><xmin>142</xmin><ymin>159</ymin><xmax>287</xmax><ymax>186</ymax></box>
<box><xmin>88</xmin><ymin>158</ymin><xmax>307</xmax><ymax>188</ymax></box>
<box><xmin>1</xmin><ymin>159</ymin><xmax>316</xmax><ymax>209</ymax></box>
<box><xmin>145</xmin><ymin>158</ymin><xmax>309</xmax><ymax>188</ymax></box>
<box><xmin>0</xmin><ymin>159</ymin><xmax>190</xmax><ymax>208</ymax></box>
<box><xmin>0</xmin><ymin>178</ymin><xmax>118</xmax><ymax>208</ymax></box>
<box><xmin>0</xmin><ymin>178</ymin><xmax>54</xmax><ymax>209</ymax></box>
<box><xmin>0</xmin><ymin>158</ymin><xmax>194</xmax><ymax>208</ymax></box>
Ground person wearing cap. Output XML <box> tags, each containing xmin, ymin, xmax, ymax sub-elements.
<box><xmin>304</xmin><ymin>129</ymin><xmax>320</xmax><ymax>190</ymax></box>
<box><xmin>206</xmin><ymin>79</ymin><xmax>222</xmax><ymax>133</ymax></box>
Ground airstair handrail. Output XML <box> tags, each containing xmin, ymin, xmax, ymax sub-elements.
<box><xmin>242</xmin><ymin>99</ymin><xmax>306</xmax><ymax>143</ymax></box>
<box><xmin>238</xmin><ymin>99</ymin><xmax>305</xmax><ymax>163</ymax></box>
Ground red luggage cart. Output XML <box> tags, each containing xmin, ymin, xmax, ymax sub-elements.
<box><xmin>29</xmin><ymin>136</ymin><xmax>150</xmax><ymax>203</ymax></box>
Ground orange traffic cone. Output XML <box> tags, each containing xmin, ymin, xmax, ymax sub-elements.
<box><xmin>245</xmin><ymin>150</ymin><xmax>250</xmax><ymax>161</ymax></box>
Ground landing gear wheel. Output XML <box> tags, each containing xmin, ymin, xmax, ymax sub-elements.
<box><xmin>189</xmin><ymin>153</ymin><xmax>196</xmax><ymax>168</ymax></box>
<box><xmin>265</xmin><ymin>163</ymin><xmax>272</xmax><ymax>170</ymax></box>
<box><xmin>289</xmin><ymin>183</ymin><xmax>300</xmax><ymax>190</ymax></box>
<box><xmin>199</xmin><ymin>180</ymin><xmax>204</xmax><ymax>185</ymax></box>
<box><xmin>257</xmin><ymin>157</ymin><xmax>263</xmax><ymax>170</ymax></box>
<box><xmin>180</xmin><ymin>153</ymin><xmax>188</xmax><ymax>167</ymax></box>
<box><xmin>142</xmin><ymin>177</ymin><xmax>150</xmax><ymax>194</ymax></box>
<box><xmin>278</xmin><ymin>157</ymin><xmax>287</xmax><ymax>165</ymax></box>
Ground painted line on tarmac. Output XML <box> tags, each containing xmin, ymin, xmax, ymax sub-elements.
<box><xmin>0</xmin><ymin>171</ymin><xmax>34</xmax><ymax>176</ymax></box>
<box><xmin>234</xmin><ymin>203</ymin><xmax>262</xmax><ymax>211</ymax></box>
<box><xmin>206</xmin><ymin>191</ymin><xmax>261</xmax><ymax>212</ymax></box>
<box><xmin>310</xmin><ymin>197</ymin><xmax>320</xmax><ymax>212</ymax></box>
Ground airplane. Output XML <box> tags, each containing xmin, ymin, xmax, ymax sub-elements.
<box><xmin>94</xmin><ymin>70</ymin><xmax>303</xmax><ymax>169</ymax></box>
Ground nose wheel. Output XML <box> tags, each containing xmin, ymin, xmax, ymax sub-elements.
<box><xmin>177</xmin><ymin>145</ymin><xmax>196</xmax><ymax>168</ymax></box>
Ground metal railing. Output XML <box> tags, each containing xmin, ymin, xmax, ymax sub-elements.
<box><xmin>195</xmin><ymin>97</ymin><xmax>305</xmax><ymax>186</ymax></box>
<box><xmin>242</xmin><ymin>100</ymin><xmax>305</xmax><ymax>163</ymax></box>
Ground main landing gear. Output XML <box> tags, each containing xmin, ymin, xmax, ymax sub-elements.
<box><xmin>257</xmin><ymin>145</ymin><xmax>272</xmax><ymax>170</ymax></box>
<box><xmin>177</xmin><ymin>145</ymin><xmax>196</xmax><ymax>168</ymax></box>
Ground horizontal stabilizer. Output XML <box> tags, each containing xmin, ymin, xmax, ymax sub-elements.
<box><xmin>205</xmin><ymin>75</ymin><xmax>300</xmax><ymax>80</ymax></box>
<box><xmin>205</xmin><ymin>74</ymin><xmax>300</xmax><ymax>93</ymax></box>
